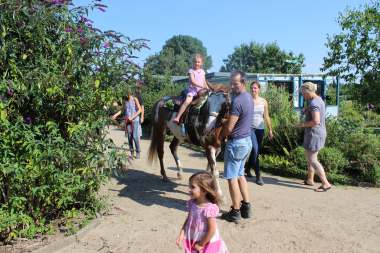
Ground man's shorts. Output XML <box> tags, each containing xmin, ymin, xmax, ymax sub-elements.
<box><xmin>224</xmin><ymin>136</ymin><xmax>252</xmax><ymax>180</ymax></box>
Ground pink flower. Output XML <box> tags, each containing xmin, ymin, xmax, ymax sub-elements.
<box><xmin>103</xmin><ymin>41</ymin><xmax>110</xmax><ymax>48</ymax></box>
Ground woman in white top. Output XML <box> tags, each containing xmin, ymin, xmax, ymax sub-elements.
<box><xmin>245</xmin><ymin>81</ymin><xmax>273</xmax><ymax>185</ymax></box>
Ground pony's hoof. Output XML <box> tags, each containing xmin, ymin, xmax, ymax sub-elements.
<box><xmin>177</xmin><ymin>172</ymin><xmax>182</xmax><ymax>180</ymax></box>
<box><xmin>162</xmin><ymin>176</ymin><xmax>169</xmax><ymax>182</ymax></box>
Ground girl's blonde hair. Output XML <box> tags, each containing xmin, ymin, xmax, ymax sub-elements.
<box><xmin>193</xmin><ymin>53</ymin><xmax>204</xmax><ymax>62</ymax></box>
<box><xmin>189</xmin><ymin>172</ymin><xmax>220</xmax><ymax>205</ymax></box>
<box><xmin>301</xmin><ymin>82</ymin><xmax>317</xmax><ymax>93</ymax></box>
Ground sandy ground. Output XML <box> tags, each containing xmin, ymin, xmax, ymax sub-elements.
<box><xmin>52</xmin><ymin>126</ymin><xmax>380</xmax><ymax>253</ymax></box>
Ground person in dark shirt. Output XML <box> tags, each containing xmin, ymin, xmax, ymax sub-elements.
<box><xmin>220</xmin><ymin>71</ymin><xmax>253</xmax><ymax>223</ymax></box>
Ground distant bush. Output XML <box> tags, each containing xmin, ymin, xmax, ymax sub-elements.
<box><xmin>339</xmin><ymin>100</ymin><xmax>365</xmax><ymax>126</ymax></box>
<box><xmin>262</xmin><ymin>87</ymin><xmax>303</xmax><ymax>155</ymax></box>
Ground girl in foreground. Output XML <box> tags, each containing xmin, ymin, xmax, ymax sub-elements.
<box><xmin>176</xmin><ymin>172</ymin><xmax>228</xmax><ymax>253</ymax></box>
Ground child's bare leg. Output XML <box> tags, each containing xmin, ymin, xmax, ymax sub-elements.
<box><xmin>173</xmin><ymin>96</ymin><xmax>193</xmax><ymax>123</ymax></box>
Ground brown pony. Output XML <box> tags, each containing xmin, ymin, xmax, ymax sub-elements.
<box><xmin>148</xmin><ymin>83</ymin><xmax>230</xmax><ymax>195</ymax></box>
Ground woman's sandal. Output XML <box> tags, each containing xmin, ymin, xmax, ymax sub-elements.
<box><xmin>303</xmin><ymin>180</ymin><xmax>314</xmax><ymax>186</ymax></box>
<box><xmin>314</xmin><ymin>185</ymin><xmax>332</xmax><ymax>192</ymax></box>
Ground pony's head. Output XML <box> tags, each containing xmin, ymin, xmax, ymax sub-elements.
<box><xmin>204</xmin><ymin>91</ymin><xmax>231</xmax><ymax>137</ymax></box>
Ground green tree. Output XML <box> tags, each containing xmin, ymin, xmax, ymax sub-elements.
<box><xmin>220</xmin><ymin>41</ymin><xmax>304</xmax><ymax>73</ymax></box>
<box><xmin>0</xmin><ymin>0</ymin><xmax>146</xmax><ymax>241</ymax></box>
<box><xmin>322</xmin><ymin>1</ymin><xmax>380</xmax><ymax>107</ymax></box>
<box><xmin>144</xmin><ymin>35</ymin><xmax>212</xmax><ymax>75</ymax></box>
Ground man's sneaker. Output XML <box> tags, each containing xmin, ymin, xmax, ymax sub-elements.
<box><xmin>135</xmin><ymin>152</ymin><xmax>140</xmax><ymax>159</ymax></box>
<box><xmin>240</xmin><ymin>201</ymin><xmax>252</xmax><ymax>219</ymax></box>
<box><xmin>221</xmin><ymin>207</ymin><xmax>241</xmax><ymax>223</ymax></box>
<box><xmin>256</xmin><ymin>177</ymin><xmax>264</xmax><ymax>186</ymax></box>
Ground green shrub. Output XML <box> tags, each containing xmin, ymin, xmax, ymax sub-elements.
<box><xmin>261</xmin><ymin>154</ymin><xmax>352</xmax><ymax>185</ymax></box>
<box><xmin>325</xmin><ymin>117</ymin><xmax>362</xmax><ymax>149</ymax></box>
<box><xmin>0</xmin><ymin>1</ymin><xmax>145</xmax><ymax>241</ymax></box>
<box><xmin>340</xmin><ymin>132</ymin><xmax>380</xmax><ymax>185</ymax></box>
<box><xmin>289</xmin><ymin>146</ymin><xmax>307</xmax><ymax>170</ymax></box>
<box><xmin>364</xmin><ymin>110</ymin><xmax>380</xmax><ymax>128</ymax></box>
<box><xmin>319</xmin><ymin>147</ymin><xmax>349</xmax><ymax>174</ymax></box>
<box><xmin>289</xmin><ymin>146</ymin><xmax>348</xmax><ymax>174</ymax></box>
<box><xmin>262</xmin><ymin>87</ymin><xmax>303</xmax><ymax>155</ymax></box>
<box><xmin>339</xmin><ymin>100</ymin><xmax>365</xmax><ymax>126</ymax></box>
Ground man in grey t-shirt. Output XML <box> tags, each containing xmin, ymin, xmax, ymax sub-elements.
<box><xmin>220</xmin><ymin>71</ymin><xmax>253</xmax><ymax>223</ymax></box>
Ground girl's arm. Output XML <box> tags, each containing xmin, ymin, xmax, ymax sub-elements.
<box><xmin>111</xmin><ymin>110</ymin><xmax>122</xmax><ymax>120</ymax></box>
<box><xmin>263</xmin><ymin>99</ymin><xmax>273</xmax><ymax>139</ymax></box>
<box><xmin>195</xmin><ymin>217</ymin><xmax>217</xmax><ymax>249</ymax></box>
<box><xmin>176</xmin><ymin>215</ymin><xmax>189</xmax><ymax>247</ymax></box>
<box><xmin>189</xmin><ymin>72</ymin><xmax>206</xmax><ymax>88</ymax></box>
<box><xmin>129</xmin><ymin>97</ymin><xmax>142</xmax><ymax>120</ymax></box>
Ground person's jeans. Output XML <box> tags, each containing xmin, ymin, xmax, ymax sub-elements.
<box><xmin>247</xmin><ymin>129</ymin><xmax>264</xmax><ymax>177</ymax></box>
<box><xmin>126</xmin><ymin>120</ymin><xmax>141</xmax><ymax>154</ymax></box>
<box><xmin>224</xmin><ymin>136</ymin><xmax>252</xmax><ymax>180</ymax></box>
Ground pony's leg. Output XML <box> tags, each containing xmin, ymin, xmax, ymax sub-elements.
<box><xmin>207</xmin><ymin>146</ymin><xmax>222</xmax><ymax>196</ymax></box>
<box><xmin>157</xmin><ymin>134</ymin><xmax>168</xmax><ymax>182</ymax></box>
<box><xmin>169</xmin><ymin>137</ymin><xmax>183</xmax><ymax>179</ymax></box>
<box><xmin>205</xmin><ymin>148</ymin><xmax>212</xmax><ymax>172</ymax></box>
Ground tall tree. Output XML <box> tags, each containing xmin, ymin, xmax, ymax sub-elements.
<box><xmin>144</xmin><ymin>35</ymin><xmax>212</xmax><ymax>75</ymax></box>
<box><xmin>322</xmin><ymin>1</ymin><xmax>380</xmax><ymax>106</ymax></box>
<box><xmin>220</xmin><ymin>41</ymin><xmax>304</xmax><ymax>74</ymax></box>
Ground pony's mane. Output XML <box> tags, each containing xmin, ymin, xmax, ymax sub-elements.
<box><xmin>207</xmin><ymin>82</ymin><xmax>230</xmax><ymax>93</ymax></box>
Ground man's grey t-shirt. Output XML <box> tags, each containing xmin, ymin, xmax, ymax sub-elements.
<box><xmin>230</xmin><ymin>91</ymin><xmax>253</xmax><ymax>139</ymax></box>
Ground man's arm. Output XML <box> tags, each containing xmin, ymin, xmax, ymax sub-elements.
<box><xmin>140</xmin><ymin>105</ymin><xmax>145</xmax><ymax>123</ymax></box>
<box><xmin>220</xmin><ymin>115</ymin><xmax>239</xmax><ymax>140</ymax></box>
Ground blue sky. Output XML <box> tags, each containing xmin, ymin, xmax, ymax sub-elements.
<box><xmin>75</xmin><ymin>0</ymin><xmax>371</xmax><ymax>73</ymax></box>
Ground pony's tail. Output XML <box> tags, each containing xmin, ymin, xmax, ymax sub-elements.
<box><xmin>148</xmin><ymin>101</ymin><xmax>163</xmax><ymax>164</ymax></box>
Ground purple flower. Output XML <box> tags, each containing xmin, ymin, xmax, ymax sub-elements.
<box><xmin>103</xmin><ymin>41</ymin><xmax>110</xmax><ymax>48</ymax></box>
<box><xmin>77</xmin><ymin>27</ymin><xmax>84</xmax><ymax>33</ymax></box>
<box><xmin>368</xmin><ymin>103</ymin><xmax>375</xmax><ymax>110</ymax></box>
<box><xmin>50</xmin><ymin>0</ymin><xmax>65</xmax><ymax>6</ymax></box>
<box><xmin>95</xmin><ymin>3</ymin><xmax>107</xmax><ymax>8</ymax></box>
<box><xmin>65</xmin><ymin>27</ymin><xmax>73</xmax><ymax>33</ymax></box>
<box><xmin>24</xmin><ymin>116</ymin><xmax>32</xmax><ymax>125</ymax></box>
<box><xmin>80</xmin><ymin>16</ymin><xmax>93</xmax><ymax>24</ymax></box>
<box><xmin>6</xmin><ymin>87</ymin><xmax>14</xmax><ymax>97</ymax></box>
<box><xmin>80</xmin><ymin>37</ymin><xmax>88</xmax><ymax>45</ymax></box>
<box><xmin>98</xmin><ymin>7</ymin><xmax>106</xmax><ymax>12</ymax></box>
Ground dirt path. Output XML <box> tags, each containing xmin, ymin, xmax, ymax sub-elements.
<box><xmin>54</xmin><ymin>126</ymin><xmax>380</xmax><ymax>253</ymax></box>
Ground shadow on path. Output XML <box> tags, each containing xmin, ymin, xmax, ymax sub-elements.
<box><xmin>114</xmin><ymin>169</ymin><xmax>189</xmax><ymax>212</ymax></box>
<box><xmin>247</xmin><ymin>175</ymin><xmax>312</xmax><ymax>190</ymax></box>
<box><xmin>167</xmin><ymin>166</ymin><xmax>206</xmax><ymax>174</ymax></box>
<box><xmin>188</xmin><ymin>152</ymin><xmax>206</xmax><ymax>158</ymax></box>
